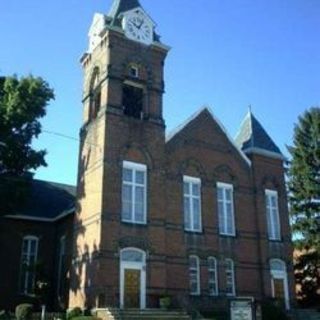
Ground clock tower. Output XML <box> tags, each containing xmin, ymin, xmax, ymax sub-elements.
<box><xmin>70</xmin><ymin>0</ymin><xmax>170</xmax><ymax>309</ymax></box>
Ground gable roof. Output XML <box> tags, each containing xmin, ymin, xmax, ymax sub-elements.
<box><xmin>166</xmin><ymin>107</ymin><xmax>251</xmax><ymax>166</ymax></box>
<box><xmin>6</xmin><ymin>179</ymin><xmax>76</xmax><ymax>221</ymax></box>
<box><xmin>235</xmin><ymin>110</ymin><xmax>284</xmax><ymax>159</ymax></box>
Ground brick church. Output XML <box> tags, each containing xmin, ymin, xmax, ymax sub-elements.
<box><xmin>0</xmin><ymin>0</ymin><xmax>294</xmax><ymax>315</ymax></box>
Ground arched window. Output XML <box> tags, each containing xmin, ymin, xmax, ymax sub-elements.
<box><xmin>225</xmin><ymin>258</ymin><xmax>235</xmax><ymax>296</ymax></box>
<box><xmin>208</xmin><ymin>257</ymin><xmax>218</xmax><ymax>296</ymax></box>
<box><xmin>189</xmin><ymin>255</ymin><xmax>200</xmax><ymax>295</ymax></box>
<box><xmin>89</xmin><ymin>68</ymin><xmax>101</xmax><ymax>121</ymax></box>
<box><xmin>270</xmin><ymin>259</ymin><xmax>290</xmax><ymax>309</ymax></box>
<box><xmin>120</xmin><ymin>248</ymin><xmax>145</xmax><ymax>263</ymax></box>
<box><xmin>20</xmin><ymin>236</ymin><xmax>39</xmax><ymax>294</ymax></box>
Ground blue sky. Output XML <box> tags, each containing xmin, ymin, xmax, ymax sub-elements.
<box><xmin>1</xmin><ymin>0</ymin><xmax>319</xmax><ymax>185</ymax></box>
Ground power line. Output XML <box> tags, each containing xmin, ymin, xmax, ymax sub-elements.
<box><xmin>43</xmin><ymin>129</ymin><xmax>101</xmax><ymax>150</ymax></box>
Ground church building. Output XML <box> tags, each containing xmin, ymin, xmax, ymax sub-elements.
<box><xmin>69</xmin><ymin>0</ymin><xmax>294</xmax><ymax>314</ymax></box>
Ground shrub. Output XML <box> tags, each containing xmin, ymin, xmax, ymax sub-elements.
<box><xmin>261</xmin><ymin>300</ymin><xmax>289</xmax><ymax>320</ymax></box>
<box><xmin>67</xmin><ymin>307</ymin><xmax>82</xmax><ymax>320</ymax></box>
<box><xmin>15</xmin><ymin>304</ymin><xmax>33</xmax><ymax>320</ymax></box>
<box><xmin>71</xmin><ymin>317</ymin><xmax>101</xmax><ymax>320</ymax></box>
<box><xmin>0</xmin><ymin>310</ymin><xmax>11</xmax><ymax>320</ymax></box>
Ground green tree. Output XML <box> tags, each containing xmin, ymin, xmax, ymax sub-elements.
<box><xmin>288</xmin><ymin>107</ymin><xmax>320</xmax><ymax>307</ymax></box>
<box><xmin>0</xmin><ymin>75</ymin><xmax>54</xmax><ymax>214</ymax></box>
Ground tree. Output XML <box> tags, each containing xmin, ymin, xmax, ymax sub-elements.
<box><xmin>288</xmin><ymin>107</ymin><xmax>320</xmax><ymax>307</ymax></box>
<box><xmin>0</xmin><ymin>75</ymin><xmax>54</xmax><ymax>214</ymax></box>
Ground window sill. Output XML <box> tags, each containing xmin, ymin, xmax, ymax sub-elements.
<box><xmin>184</xmin><ymin>229</ymin><xmax>203</xmax><ymax>234</ymax></box>
<box><xmin>268</xmin><ymin>238</ymin><xmax>283</xmax><ymax>243</ymax></box>
<box><xmin>219</xmin><ymin>233</ymin><xmax>236</xmax><ymax>238</ymax></box>
<box><xmin>121</xmin><ymin>220</ymin><xmax>147</xmax><ymax>227</ymax></box>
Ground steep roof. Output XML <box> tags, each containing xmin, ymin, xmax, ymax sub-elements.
<box><xmin>105</xmin><ymin>0</ymin><xmax>160</xmax><ymax>41</ymax></box>
<box><xmin>166</xmin><ymin>107</ymin><xmax>251</xmax><ymax>166</ymax></box>
<box><xmin>7</xmin><ymin>179</ymin><xmax>76</xmax><ymax>221</ymax></box>
<box><xmin>108</xmin><ymin>0</ymin><xmax>141</xmax><ymax>19</ymax></box>
<box><xmin>235</xmin><ymin>110</ymin><xmax>283</xmax><ymax>158</ymax></box>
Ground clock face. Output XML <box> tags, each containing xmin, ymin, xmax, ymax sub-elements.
<box><xmin>124</xmin><ymin>10</ymin><xmax>153</xmax><ymax>45</ymax></box>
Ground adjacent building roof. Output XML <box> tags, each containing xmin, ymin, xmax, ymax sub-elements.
<box><xmin>235</xmin><ymin>110</ymin><xmax>284</xmax><ymax>159</ymax></box>
<box><xmin>6</xmin><ymin>179</ymin><xmax>76</xmax><ymax>221</ymax></box>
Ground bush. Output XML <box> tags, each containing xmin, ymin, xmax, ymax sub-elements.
<box><xmin>71</xmin><ymin>317</ymin><xmax>100</xmax><ymax>320</ymax></box>
<box><xmin>15</xmin><ymin>304</ymin><xmax>33</xmax><ymax>320</ymax></box>
<box><xmin>0</xmin><ymin>310</ymin><xmax>11</xmax><ymax>320</ymax></box>
<box><xmin>67</xmin><ymin>308</ymin><xmax>82</xmax><ymax>320</ymax></box>
<box><xmin>261</xmin><ymin>300</ymin><xmax>289</xmax><ymax>320</ymax></box>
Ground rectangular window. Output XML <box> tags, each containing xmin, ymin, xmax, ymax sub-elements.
<box><xmin>265</xmin><ymin>190</ymin><xmax>281</xmax><ymax>240</ymax></box>
<box><xmin>189</xmin><ymin>256</ymin><xmax>200</xmax><ymax>295</ymax></box>
<box><xmin>217</xmin><ymin>182</ymin><xmax>235</xmax><ymax>236</ymax></box>
<box><xmin>123</xmin><ymin>84</ymin><xmax>143</xmax><ymax>119</ymax></box>
<box><xmin>20</xmin><ymin>236</ymin><xmax>38</xmax><ymax>294</ymax></box>
<box><xmin>225</xmin><ymin>259</ymin><xmax>235</xmax><ymax>296</ymax></box>
<box><xmin>122</xmin><ymin>161</ymin><xmax>147</xmax><ymax>224</ymax></box>
<box><xmin>183</xmin><ymin>176</ymin><xmax>202</xmax><ymax>232</ymax></box>
<box><xmin>208</xmin><ymin>257</ymin><xmax>218</xmax><ymax>296</ymax></box>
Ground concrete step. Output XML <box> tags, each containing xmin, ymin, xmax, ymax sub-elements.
<box><xmin>96</xmin><ymin>308</ymin><xmax>191</xmax><ymax>320</ymax></box>
<box><xmin>119</xmin><ymin>309</ymin><xmax>191</xmax><ymax>320</ymax></box>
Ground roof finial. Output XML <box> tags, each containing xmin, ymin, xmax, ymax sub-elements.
<box><xmin>248</xmin><ymin>104</ymin><xmax>252</xmax><ymax>114</ymax></box>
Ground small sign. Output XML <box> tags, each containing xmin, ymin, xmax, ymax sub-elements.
<box><xmin>231</xmin><ymin>299</ymin><xmax>253</xmax><ymax>320</ymax></box>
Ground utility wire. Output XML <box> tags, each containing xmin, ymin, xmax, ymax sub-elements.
<box><xmin>43</xmin><ymin>129</ymin><xmax>101</xmax><ymax>150</ymax></box>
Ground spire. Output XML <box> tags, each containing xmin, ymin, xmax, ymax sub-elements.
<box><xmin>235</xmin><ymin>110</ymin><xmax>283</xmax><ymax>159</ymax></box>
<box><xmin>108</xmin><ymin>0</ymin><xmax>141</xmax><ymax>20</ymax></box>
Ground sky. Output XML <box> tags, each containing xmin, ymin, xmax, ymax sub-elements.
<box><xmin>0</xmin><ymin>0</ymin><xmax>319</xmax><ymax>185</ymax></box>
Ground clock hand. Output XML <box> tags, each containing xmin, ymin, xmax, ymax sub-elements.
<box><xmin>138</xmin><ymin>20</ymin><xmax>144</xmax><ymax>29</ymax></box>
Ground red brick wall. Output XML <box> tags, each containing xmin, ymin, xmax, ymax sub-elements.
<box><xmin>0</xmin><ymin>214</ymin><xmax>74</xmax><ymax>311</ymax></box>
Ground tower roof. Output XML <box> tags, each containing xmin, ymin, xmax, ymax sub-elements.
<box><xmin>108</xmin><ymin>0</ymin><xmax>141</xmax><ymax>20</ymax></box>
<box><xmin>235</xmin><ymin>110</ymin><xmax>284</xmax><ymax>159</ymax></box>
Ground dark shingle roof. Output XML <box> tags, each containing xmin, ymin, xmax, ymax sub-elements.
<box><xmin>106</xmin><ymin>0</ymin><xmax>161</xmax><ymax>42</ymax></box>
<box><xmin>108</xmin><ymin>0</ymin><xmax>141</xmax><ymax>19</ymax></box>
<box><xmin>235</xmin><ymin>111</ymin><xmax>283</xmax><ymax>156</ymax></box>
<box><xmin>15</xmin><ymin>179</ymin><xmax>76</xmax><ymax>220</ymax></box>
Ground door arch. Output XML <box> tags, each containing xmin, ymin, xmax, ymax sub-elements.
<box><xmin>270</xmin><ymin>259</ymin><xmax>290</xmax><ymax>310</ymax></box>
<box><xmin>120</xmin><ymin>248</ymin><xmax>146</xmax><ymax>309</ymax></box>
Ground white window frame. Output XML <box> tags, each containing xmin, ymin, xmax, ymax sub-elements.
<box><xmin>217</xmin><ymin>182</ymin><xmax>235</xmax><ymax>236</ymax></box>
<box><xmin>189</xmin><ymin>255</ymin><xmax>201</xmax><ymax>296</ymax></box>
<box><xmin>265</xmin><ymin>189</ymin><xmax>281</xmax><ymax>241</ymax></box>
<box><xmin>183</xmin><ymin>176</ymin><xmax>202</xmax><ymax>232</ymax></box>
<box><xmin>270</xmin><ymin>259</ymin><xmax>290</xmax><ymax>310</ymax></box>
<box><xmin>225</xmin><ymin>258</ymin><xmax>236</xmax><ymax>296</ymax></box>
<box><xmin>129</xmin><ymin>65</ymin><xmax>139</xmax><ymax>78</ymax></box>
<box><xmin>20</xmin><ymin>236</ymin><xmax>39</xmax><ymax>295</ymax></box>
<box><xmin>208</xmin><ymin>257</ymin><xmax>218</xmax><ymax>296</ymax></box>
<box><xmin>122</xmin><ymin>161</ymin><xmax>147</xmax><ymax>224</ymax></box>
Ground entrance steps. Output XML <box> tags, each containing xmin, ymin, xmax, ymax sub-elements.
<box><xmin>289</xmin><ymin>309</ymin><xmax>320</xmax><ymax>320</ymax></box>
<box><xmin>96</xmin><ymin>308</ymin><xmax>191</xmax><ymax>320</ymax></box>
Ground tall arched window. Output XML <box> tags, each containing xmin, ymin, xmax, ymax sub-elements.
<box><xmin>20</xmin><ymin>236</ymin><xmax>39</xmax><ymax>294</ymax></box>
<box><xmin>208</xmin><ymin>257</ymin><xmax>218</xmax><ymax>296</ymax></box>
<box><xmin>189</xmin><ymin>255</ymin><xmax>200</xmax><ymax>295</ymax></box>
<box><xmin>270</xmin><ymin>259</ymin><xmax>290</xmax><ymax>309</ymax></box>
<box><xmin>89</xmin><ymin>67</ymin><xmax>101</xmax><ymax>121</ymax></box>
